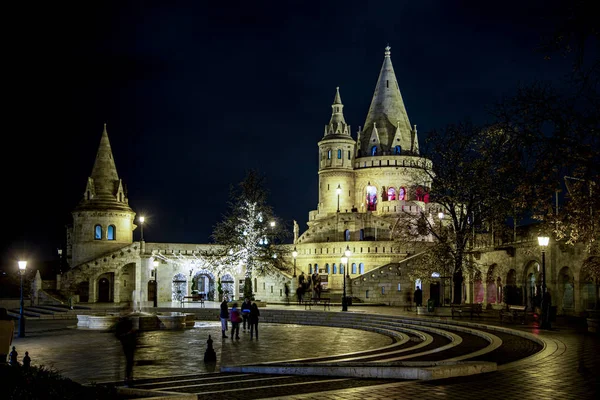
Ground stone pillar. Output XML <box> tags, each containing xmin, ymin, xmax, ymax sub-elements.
<box><xmin>89</xmin><ymin>276</ymin><xmax>96</xmax><ymax>303</ymax></box>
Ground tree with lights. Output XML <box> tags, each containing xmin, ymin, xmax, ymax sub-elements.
<box><xmin>209</xmin><ymin>170</ymin><xmax>289</xmax><ymax>300</ymax></box>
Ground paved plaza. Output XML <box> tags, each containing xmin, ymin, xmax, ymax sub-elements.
<box><xmin>7</xmin><ymin>304</ymin><xmax>600</xmax><ymax>399</ymax></box>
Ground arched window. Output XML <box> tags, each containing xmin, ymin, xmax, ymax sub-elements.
<box><xmin>387</xmin><ymin>187</ymin><xmax>396</xmax><ymax>201</ymax></box>
<box><xmin>352</xmin><ymin>263</ymin><xmax>357</xmax><ymax>274</ymax></box>
<box><xmin>395</xmin><ymin>145</ymin><xmax>402</xmax><ymax>154</ymax></box>
<box><xmin>360</xmin><ymin>229</ymin><xmax>364</xmax><ymax>240</ymax></box>
<box><xmin>327</xmin><ymin>150</ymin><xmax>332</xmax><ymax>159</ymax></box>
<box><xmin>416</xmin><ymin>186</ymin><xmax>424</xmax><ymax>201</ymax></box>
<box><xmin>366</xmin><ymin>185</ymin><xmax>377</xmax><ymax>211</ymax></box>
<box><xmin>325</xmin><ymin>263</ymin><xmax>330</xmax><ymax>274</ymax></box>
<box><xmin>314</xmin><ymin>263</ymin><xmax>319</xmax><ymax>273</ymax></box>
<box><xmin>371</xmin><ymin>146</ymin><xmax>377</xmax><ymax>156</ymax></box>
<box><xmin>359</xmin><ymin>263</ymin><xmax>365</xmax><ymax>274</ymax></box>
<box><xmin>344</xmin><ymin>229</ymin><xmax>350</xmax><ymax>241</ymax></box>
<box><xmin>94</xmin><ymin>224</ymin><xmax>102</xmax><ymax>240</ymax></box>
<box><xmin>399</xmin><ymin>187</ymin><xmax>406</xmax><ymax>201</ymax></box>
<box><xmin>340</xmin><ymin>264</ymin><xmax>345</xmax><ymax>275</ymax></box>
<box><xmin>337</xmin><ymin>149</ymin><xmax>342</xmax><ymax>159</ymax></box>
<box><xmin>423</xmin><ymin>189</ymin><xmax>430</xmax><ymax>203</ymax></box>
<box><xmin>309</xmin><ymin>264</ymin><xmax>312</xmax><ymax>274</ymax></box>
<box><xmin>107</xmin><ymin>225</ymin><xmax>116</xmax><ymax>240</ymax></box>
<box><xmin>333</xmin><ymin>263</ymin><xmax>337</xmax><ymax>274</ymax></box>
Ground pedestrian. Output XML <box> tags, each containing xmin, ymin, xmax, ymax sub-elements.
<box><xmin>230</xmin><ymin>303</ymin><xmax>241</xmax><ymax>340</ymax></box>
<box><xmin>9</xmin><ymin>346</ymin><xmax>18</xmax><ymax>366</ymax></box>
<box><xmin>220</xmin><ymin>299</ymin><xmax>229</xmax><ymax>338</ymax></box>
<box><xmin>0</xmin><ymin>308</ymin><xmax>15</xmax><ymax>364</ymax></box>
<box><xmin>249</xmin><ymin>302</ymin><xmax>260</xmax><ymax>339</ymax></box>
<box><xmin>241</xmin><ymin>298</ymin><xmax>252</xmax><ymax>331</ymax></box>
<box><xmin>405</xmin><ymin>291</ymin><xmax>412</xmax><ymax>311</ymax></box>
<box><xmin>296</xmin><ymin>285</ymin><xmax>304</xmax><ymax>304</ymax></box>
<box><xmin>414</xmin><ymin>286</ymin><xmax>423</xmax><ymax>308</ymax></box>
<box><xmin>115</xmin><ymin>315</ymin><xmax>138</xmax><ymax>386</ymax></box>
<box><xmin>22</xmin><ymin>351</ymin><xmax>31</xmax><ymax>368</ymax></box>
<box><xmin>284</xmin><ymin>283</ymin><xmax>290</xmax><ymax>305</ymax></box>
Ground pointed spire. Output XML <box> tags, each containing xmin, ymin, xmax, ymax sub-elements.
<box><xmin>90</xmin><ymin>123</ymin><xmax>120</xmax><ymax>198</ymax></box>
<box><xmin>360</xmin><ymin>46</ymin><xmax>417</xmax><ymax>156</ymax></box>
<box><xmin>324</xmin><ymin>87</ymin><xmax>350</xmax><ymax>136</ymax></box>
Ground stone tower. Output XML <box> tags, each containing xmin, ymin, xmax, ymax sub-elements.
<box><xmin>68</xmin><ymin>124</ymin><xmax>136</xmax><ymax>267</ymax></box>
<box><xmin>317</xmin><ymin>87</ymin><xmax>357</xmax><ymax>215</ymax></box>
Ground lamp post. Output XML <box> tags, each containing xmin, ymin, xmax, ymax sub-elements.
<box><xmin>341</xmin><ymin>245</ymin><xmax>351</xmax><ymax>311</ymax></box>
<box><xmin>336</xmin><ymin>184</ymin><xmax>341</xmax><ymax>213</ymax></box>
<box><xmin>292</xmin><ymin>246</ymin><xmax>298</xmax><ymax>277</ymax></box>
<box><xmin>57</xmin><ymin>248</ymin><xmax>63</xmax><ymax>274</ymax></box>
<box><xmin>153</xmin><ymin>260</ymin><xmax>159</xmax><ymax>308</ymax></box>
<box><xmin>438</xmin><ymin>211</ymin><xmax>444</xmax><ymax>229</ymax></box>
<box><xmin>18</xmin><ymin>260</ymin><xmax>27</xmax><ymax>338</ymax></box>
<box><xmin>139</xmin><ymin>216</ymin><xmax>145</xmax><ymax>242</ymax></box>
<box><xmin>537</xmin><ymin>236</ymin><xmax>550</xmax><ymax>329</ymax></box>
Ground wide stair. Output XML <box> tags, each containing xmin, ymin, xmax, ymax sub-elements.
<box><xmin>104</xmin><ymin>309</ymin><xmax>544</xmax><ymax>399</ymax></box>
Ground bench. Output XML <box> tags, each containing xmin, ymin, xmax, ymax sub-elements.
<box><xmin>180</xmin><ymin>295</ymin><xmax>205</xmax><ymax>308</ymax></box>
<box><xmin>303</xmin><ymin>297</ymin><xmax>331</xmax><ymax>311</ymax></box>
<box><xmin>500</xmin><ymin>305</ymin><xmax>527</xmax><ymax>324</ymax></box>
<box><xmin>451</xmin><ymin>303</ymin><xmax>483</xmax><ymax>319</ymax></box>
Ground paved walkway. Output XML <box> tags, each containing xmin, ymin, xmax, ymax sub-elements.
<box><xmin>8</xmin><ymin>304</ymin><xmax>599</xmax><ymax>399</ymax></box>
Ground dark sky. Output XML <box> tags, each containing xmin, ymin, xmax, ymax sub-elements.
<box><xmin>4</xmin><ymin>0</ymin><xmax>574</xmax><ymax>267</ymax></box>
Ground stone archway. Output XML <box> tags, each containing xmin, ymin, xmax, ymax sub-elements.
<box><xmin>473</xmin><ymin>270</ymin><xmax>484</xmax><ymax>303</ymax></box>
<box><xmin>486</xmin><ymin>265</ymin><xmax>498</xmax><ymax>304</ymax></box>
<box><xmin>523</xmin><ymin>261</ymin><xmax>541</xmax><ymax>311</ymax></box>
<box><xmin>193</xmin><ymin>269</ymin><xmax>217</xmax><ymax>301</ymax></box>
<box><xmin>221</xmin><ymin>273</ymin><xmax>235</xmax><ymax>301</ymax></box>
<box><xmin>97</xmin><ymin>273</ymin><xmax>113</xmax><ymax>302</ymax></box>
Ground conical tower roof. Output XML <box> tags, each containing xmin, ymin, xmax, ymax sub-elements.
<box><xmin>324</xmin><ymin>87</ymin><xmax>351</xmax><ymax>137</ymax></box>
<box><xmin>359</xmin><ymin>46</ymin><xmax>417</xmax><ymax>156</ymax></box>
<box><xmin>75</xmin><ymin>124</ymin><xmax>132</xmax><ymax>212</ymax></box>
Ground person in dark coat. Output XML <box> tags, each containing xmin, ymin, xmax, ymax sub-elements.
<box><xmin>241</xmin><ymin>298</ymin><xmax>252</xmax><ymax>331</ymax></box>
<box><xmin>414</xmin><ymin>286</ymin><xmax>423</xmax><ymax>307</ymax></box>
<box><xmin>249</xmin><ymin>303</ymin><xmax>260</xmax><ymax>339</ymax></box>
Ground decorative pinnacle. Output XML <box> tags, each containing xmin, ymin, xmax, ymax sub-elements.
<box><xmin>385</xmin><ymin>45</ymin><xmax>391</xmax><ymax>57</ymax></box>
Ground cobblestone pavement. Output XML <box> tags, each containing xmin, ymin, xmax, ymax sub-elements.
<box><xmin>8</xmin><ymin>304</ymin><xmax>600</xmax><ymax>399</ymax></box>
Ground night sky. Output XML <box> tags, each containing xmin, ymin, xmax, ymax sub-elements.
<box><xmin>4</xmin><ymin>1</ymin><xmax>573</xmax><ymax>268</ymax></box>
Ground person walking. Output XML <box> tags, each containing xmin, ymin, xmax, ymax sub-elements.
<box><xmin>230</xmin><ymin>303</ymin><xmax>241</xmax><ymax>340</ymax></box>
<box><xmin>0</xmin><ymin>308</ymin><xmax>14</xmax><ymax>364</ymax></box>
<box><xmin>284</xmin><ymin>283</ymin><xmax>290</xmax><ymax>305</ymax></box>
<box><xmin>241</xmin><ymin>298</ymin><xmax>252</xmax><ymax>331</ymax></box>
<box><xmin>115</xmin><ymin>315</ymin><xmax>138</xmax><ymax>386</ymax></box>
<box><xmin>249</xmin><ymin>302</ymin><xmax>260</xmax><ymax>339</ymax></box>
<box><xmin>220</xmin><ymin>299</ymin><xmax>229</xmax><ymax>338</ymax></box>
<box><xmin>414</xmin><ymin>286</ymin><xmax>423</xmax><ymax>308</ymax></box>
<box><xmin>405</xmin><ymin>290</ymin><xmax>412</xmax><ymax>311</ymax></box>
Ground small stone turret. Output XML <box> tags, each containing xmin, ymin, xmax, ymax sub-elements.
<box><xmin>68</xmin><ymin>124</ymin><xmax>136</xmax><ymax>267</ymax></box>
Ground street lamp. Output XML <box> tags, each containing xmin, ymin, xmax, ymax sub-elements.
<box><xmin>537</xmin><ymin>236</ymin><xmax>550</xmax><ymax>329</ymax></box>
<box><xmin>336</xmin><ymin>184</ymin><xmax>341</xmax><ymax>213</ymax></box>
<box><xmin>139</xmin><ymin>216</ymin><xmax>145</xmax><ymax>242</ymax></box>
<box><xmin>18</xmin><ymin>260</ymin><xmax>27</xmax><ymax>338</ymax></box>
<box><xmin>292</xmin><ymin>246</ymin><xmax>298</xmax><ymax>277</ymax></box>
<box><xmin>153</xmin><ymin>260</ymin><xmax>159</xmax><ymax>308</ymax></box>
<box><xmin>341</xmin><ymin>245</ymin><xmax>351</xmax><ymax>311</ymax></box>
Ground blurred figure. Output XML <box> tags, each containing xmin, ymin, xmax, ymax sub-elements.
<box><xmin>9</xmin><ymin>346</ymin><xmax>18</xmax><ymax>366</ymax></box>
<box><xmin>230</xmin><ymin>303</ymin><xmax>241</xmax><ymax>340</ymax></box>
<box><xmin>115</xmin><ymin>314</ymin><xmax>138</xmax><ymax>386</ymax></box>
<box><xmin>284</xmin><ymin>283</ymin><xmax>290</xmax><ymax>305</ymax></box>
<box><xmin>0</xmin><ymin>308</ymin><xmax>14</xmax><ymax>364</ymax></box>
<box><xmin>241</xmin><ymin>298</ymin><xmax>251</xmax><ymax>331</ymax></box>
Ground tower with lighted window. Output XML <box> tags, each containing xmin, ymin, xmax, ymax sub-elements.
<box><xmin>317</xmin><ymin>87</ymin><xmax>356</xmax><ymax>215</ymax></box>
<box><xmin>68</xmin><ymin>124</ymin><xmax>136</xmax><ymax>267</ymax></box>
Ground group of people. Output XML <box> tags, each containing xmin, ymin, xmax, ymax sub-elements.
<box><xmin>220</xmin><ymin>298</ymin><xmax>260</xmax><ymax>339</ymax></box>
<box><xmin>296</xmin><ymin>271</ymin><xmax>322</xmax><ymax>303</ymax></box>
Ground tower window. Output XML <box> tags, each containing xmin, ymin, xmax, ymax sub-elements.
<box><xmin>395</xmin><ymin>145</ymin><xmax>402</xmax><ymax>154</ymax></box>
<box><xmin>327</xmin><ymin>150</ymin><xmax>332</xmax><ymax>159</ymax></box>
<box><xmin>352</xmin><ymin>263</ymin><xmax>357</xmax><ymax>274</ymax></box>
<box><xmin>107</xmin><ymin>225</ymin><xmax>116</xmax><ymax>240</ymax></box>
<box><xmin>386</xmin><ymin>80</ymin><xmax>389</xmax><ymax>88</ymax></box>
<box><xmin>337</xmin><ymin>149</ymin><xmax>342</xmax><ymax>159</ymax></box>
<box><xmin>347</xmin><ymin>150</ymin><xmax>351</xmax><ymax>160</ymax></box>
<box><xmin>359</xmin><ymin>263</ymin><xmax>365</xmax><ymax>274</ymax></box>
<box><xmin>333</xmin><ymin>263</ymin><xmax>337</xmax><ymax>274</ymax></box>
<box><xmin>387</xmin><ymin>187</ymin><xmax>396</xmax><ymax>201</ymax></box>
<box><xmin>371</xmin><ymin>146</ymin><xmax>377</xmax><ymax>156</ymax></box>
<box><xmin>344</xmin><ymin>229</ymin><xmax>350</xmax><ymax>241</ymax></box>
<box><xmin>94</xmin><ymin>225</ymin><xmax>102</xmax><ymax>240</ymax></box>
